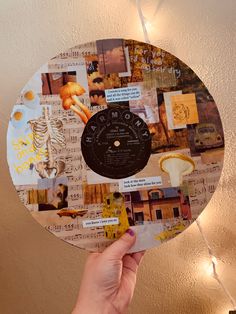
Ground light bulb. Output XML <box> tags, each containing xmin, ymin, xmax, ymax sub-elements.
<box><xmin>211</xmin><ymin>256</ymin><xmax>218</xmax><ymax>265</ymax></box>
<box><xmin>144</xmin><ymin>19</ymin><xmax>153</xmax><ymax>32</ymax></box>
<box><xmin>201</xmin><ymin>259</ymin><xmax>216</xmax><ymax>277</ymax></box>
<box><xmin>206</xmin><ymin>262</ymin><xmax>215</xmax><ymax>277</ymax></box>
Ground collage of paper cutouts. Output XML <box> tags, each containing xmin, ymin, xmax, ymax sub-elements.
<box><xmin>7</xmin><ymin>39</ymin><xmax>224</xmax><ymax>252</ymax></box>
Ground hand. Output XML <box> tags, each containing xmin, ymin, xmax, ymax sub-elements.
<box><xmin>72</xmin><ymin>229</ymin><xmax>145</xmax><ymax>314</ymax></box>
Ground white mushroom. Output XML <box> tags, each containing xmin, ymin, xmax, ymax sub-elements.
<box><xmin>159</xmin><ymin>153</ymin><xmax>195</xmax><ymax>187</ymax></box>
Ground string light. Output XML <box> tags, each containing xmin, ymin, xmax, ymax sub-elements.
<box><xmin>144</xmin><ymin>19</ymin><xmax>153</xmax><ymax>33</ymax></box>
<box><xmin>136</xmin><ymin>0</ymin><xmax>150</xmax><ymax>44</ymax></box>
<box><xmin>0</xmin><ymin>2</ymin><xmax>234</xmax><ymax>313</ymax></box>
<box><xmin>202</xmin><ymin>256</ymin><xmax>217</xmax><ymax>277</ymax></box>
<box><xmin>135</xmin><ymin>2</ymin><xmax>236</xmax><ymax>313</ymax></box>
<box><xmin>196</xmin><ymin>219</ymin><xmax>236</xmax><ymax>311</ymax></box>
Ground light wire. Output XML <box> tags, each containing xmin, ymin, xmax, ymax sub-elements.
<box><xmin>136</xmin><ymin>0</ymin><xmax>150</xmax><ymax>44</ymax></box>
<box><xmin>135</xmin><ymin>1</ymin><xmax>236</xmax><ymax>310</ymax></box>
<box><xmin>196</xmin><ymin>219</ymin><xmax>236</xmax><ymax>310</ymax></box>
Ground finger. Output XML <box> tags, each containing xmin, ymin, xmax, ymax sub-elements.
<box><xmin>87</xmin><ymin>252</ymin><xmax>100</xmax><ymax>262</ymax></box>
<box><xmin>123</xmin><ymin>254</ymin><xmax>139</xmax><ymax>274</ymax></box>
<box><xmin>131</xmin><ymin>250</ymin><xmax>146</xmax><ymax>266</ymax></box>
<box><xmin>103</xmin><ymin>229</ymin><xmax>136</xmax><ymax>260</ymax></box>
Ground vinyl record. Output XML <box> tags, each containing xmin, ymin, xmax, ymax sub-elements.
<box><xmin>7</xmin><ymin>38</ymin><xmax>224</xmax><ymax>252</ymax></box>
<box><xmin>81</xmin><ymin>108</ymin><xmax>151</xmax><ymax>179</ymax></box>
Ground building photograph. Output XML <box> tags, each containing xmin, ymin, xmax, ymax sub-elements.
<box><xmin>124</xmin><ymin>187</ymin><xmax>191</xmax><ymax>225</ymax></box>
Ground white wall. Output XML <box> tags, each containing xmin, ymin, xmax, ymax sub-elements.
<box><xmin>0</xmin><ymin>1</ymin><xmax>235</xmax><ymax>313</ymax></box>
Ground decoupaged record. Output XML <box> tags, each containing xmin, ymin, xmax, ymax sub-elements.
<box><xmin>7</xmin><ymin>38</ymin><xmax>224</xmax><ymax>252</ymax></box>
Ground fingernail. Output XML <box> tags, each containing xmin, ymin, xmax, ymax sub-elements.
<box><xmin>126</xmin><ymin>229</ymin><xmax>135</xmax><ymax>236</ymax></box>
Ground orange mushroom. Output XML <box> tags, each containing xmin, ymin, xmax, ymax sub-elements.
<box><xmin>62</xmin><ymin>97</ymin><xmax>88</xmax><ymax>124</ymax></box>
<box><xmin>59</xmin><ymin>82</ymin><xmax>92</xmax><ymax>124</ymax></box>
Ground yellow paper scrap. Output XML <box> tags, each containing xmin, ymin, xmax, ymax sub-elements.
<box><xmin>171</xmin><ymin>93</ymin><xmax>199</xmax><ymax>125</ymax></box>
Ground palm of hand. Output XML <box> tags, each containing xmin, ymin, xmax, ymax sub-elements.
<box><xmin>73</xmin><ymin>232</ymin><xmax>145</xmax><ymax>314</ymax></box>
<box><xmin>87</xmin><ymin>251</ymin><xmax>143</xmax><ymax>313</ymax></box>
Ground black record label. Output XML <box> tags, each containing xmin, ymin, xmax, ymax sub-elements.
<box><xmin>81</xmin><ymin>109</ymin><xmax>151</xmax><ymax>179</ymax></box>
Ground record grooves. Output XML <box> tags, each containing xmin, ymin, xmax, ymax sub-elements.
<box><xmin>81</xmin><ymin>109</ymin><xmax>151</xmax><ymax>179</ymax></box>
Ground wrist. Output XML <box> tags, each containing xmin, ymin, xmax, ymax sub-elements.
<box><xmin>72</xmin><ymin>297</ymin><xmax>120</xmax><ymax>314</ymax></box>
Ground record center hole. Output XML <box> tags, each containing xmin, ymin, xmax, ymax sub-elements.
<box><xmin>114</xmin><ymin>140</ymin><xmax>120</xmax><ymax>147</ymax></box>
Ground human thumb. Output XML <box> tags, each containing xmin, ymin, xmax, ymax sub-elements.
<box><xmin>103</xmin><ymin>229</ymin><xmax>136</xmax><ymax>260</ymax></box>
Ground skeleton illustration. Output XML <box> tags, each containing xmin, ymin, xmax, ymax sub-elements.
<box><xmin>29</xmin><ymin>107</ymin><xmax>66</xmax><ymax>178</ymax></box>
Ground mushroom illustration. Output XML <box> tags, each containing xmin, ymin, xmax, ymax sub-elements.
<box><xmin>59</xmin><ymin>82</ymin><xmax>92</xmax><ymax>124</ymax></box>
<box><xmin>159</xmin><ymin>153</ymin><xmax>195</xmax><ymax>187</ymax></box>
